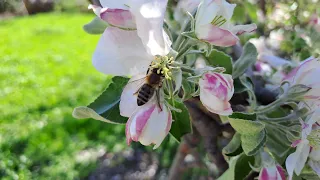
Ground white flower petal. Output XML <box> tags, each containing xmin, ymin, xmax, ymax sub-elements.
<box><xmin>89</xmin><ymin>4</ymin><xmax>136</xmax><ymax>29</ymax></box>
<box><xmin>200</xmin><ymin>88</ymin><xmax>232</xmax><ymax>115</ymax></box>
<box><xmin>100</xmin><ymin>0</ymin><xmax>130</xmax><ymax>9</ymax></box>
<box><xmin>120</xmin><ymin>74</ymin><xmax>146</xmax><ymax>117</ymax></box>
<box><xmin>138</xmin><ymin>105</ymin><xmax>171</xmax><ymax>149</ymax></box>
<box><xmin>286</xmin><ymin>152</ymin><xmax>298</xmax><ymax>180</ymax></box>
<box><xmin>308</xmin><ymin>160</ymin><xmax>320</xmax><ymax>177</ymax></box>
<box><xmin>309</xmin><ymin>148</ymin><xmax>320</xmax><ymax>162</ymax></box>
<box><xmin>129</xmin><ymin>0</ymin><xmax>172</xmax><ymax>56</ymax></box>
<box><xmin>230</xmin><ymin>24</ymin><xmax>257</xmax><ymax>35</ymax></box>
<box><xmin>286</xmin><ymin>141</ymin><xmax>311</xmax><ymax>179</ymax></box>
<box><xmin>196</xmin><ymin>0</ymin><xmax>219</xmax><ymax>26</ymax></box>
<box><xmin>199</xmin><ymin>72</ymin><xmax>234</xmax><ymax>115</ymax></box>
<box><xmin>92</xmin><ymin>27</ymin><xmax>152</xmax><ymax>76</ymax></box>
<box><xmin>126</xmin><ymin>103</ymin><xmax>157</xmax><ymax>144</ymax></box>
<box><xmin>258</xmin><ymin>54</ymin><xmax>291</xmax><ymax>68</ymax></box>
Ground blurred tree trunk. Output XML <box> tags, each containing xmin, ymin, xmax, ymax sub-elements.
<box><xmin>23</xmin><ymin>0</ymin><xmax>54</xmax><ymax>15</ymax></box>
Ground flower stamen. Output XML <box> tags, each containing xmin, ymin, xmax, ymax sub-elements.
<box><xmin>211</xmin><ymin>15</ymin><xmax>227</xmax><ymax>27</ymax></box>
<box><xmin>152</xmin><ymin>55</ymin><xmax>175</xmax><ymax>80</ymax></box>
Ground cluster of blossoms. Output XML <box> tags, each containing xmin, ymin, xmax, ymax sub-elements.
<box><xmin>89</xmin><ymin>0</ymin><xmax>255</xmax><ymax>148</ymax></box>
<box><xmin>283</xmin><ymin>58</ymin><xmax>320</xmax><ymax>180</ymax></box>
<box><xmin>80</xmin><ymin>0</ymin><xmax>320</xmax><ymax>179</ymax></box>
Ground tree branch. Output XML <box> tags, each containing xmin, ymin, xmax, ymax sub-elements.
<box><xmin>185</xmin><ymin>100</ymin><xmax>229</xmax><ymax>175</ymax></box>
<box><xmin>168</xmin><ymin>132</ymin><xmax>201</xmax><ymax>180</ymax></box>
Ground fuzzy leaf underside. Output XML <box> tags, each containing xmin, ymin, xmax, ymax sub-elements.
<box><xmin>73</xmin><ymin>76</ymin><xmax>129</xmax><ymax>124</ymax></box>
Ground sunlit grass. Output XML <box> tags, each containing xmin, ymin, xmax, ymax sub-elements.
<box><xmin>0</xmin><ymin>12</ymin><xmax>128</xmax><ymax>179</ymax></box>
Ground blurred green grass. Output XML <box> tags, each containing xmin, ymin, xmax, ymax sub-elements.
<box><xmin>0</xmin><ymin>13</ymin><xmax>129</xmax><ymax>179</ymax></box>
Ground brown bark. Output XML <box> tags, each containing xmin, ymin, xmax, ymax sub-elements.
<box><xmin>168</xmin><ymin>132</ymin><xmax>201</xmax><ymax>180</ymax></box>
<box><xmin>23</xmin><ymin>0</ymin><xmax>54</xmax><ymax>15</ymax></box>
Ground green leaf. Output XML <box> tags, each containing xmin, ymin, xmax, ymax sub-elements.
<box><xmin>172</xmin><ymin>68</ymin><xmax>182</xmax><ymax>93</ymax></box>
<box><xmin>168</xmin><ymin>100</ymin><xmax>192</xmax><ymax>142</ymax></box>
<box><xmin>232</xmin><ymin>42</ymin><xmax>258</xmax><ymax>79</ymax></box>
<box><xmin>83</xmin><ymin>17</ymin><xmax>108</xmax><ymax>35</ymax></box>
<box><xmin>73</xmin><ymin>76</ymin><xmax>129</xmax><ymax>124</ymax></box>
<box><xmin>223</xmin><ymin>133</ymin><xmax>243</xmax><ymax>156</ymax></box>
<box><xmin>181</xmin><ymin>31</ymin><xmax>197</xmax><ymax>40</ymax></box>
<box><xmin>241</xmin><ymin>129</ymin><xmax>267</xmax><ymax>156</ymax></box>
<box><xmin>218</xmin><ymin>153</ymin><xmax>255</xmax><ymax>180</ymax></box>
<box><xmin>181</xmin><ymin>78</ymin><xmax>195</xmax><ymax>100</ymax></box>
<box><xmin>228</xmin><ymin>118</ymin><xmax>264</xmax><ymax>135</ymax></box>
<box><xmin>233</xmin><ymin>78</ymin><xmax>247</xmax><ymax>93</ymax></box>
<box><xmin>287</xmin><ymin>84</ymin><xmax>312</xmax><ymax>99</ymax></box>
<box><xmin>265</xmin><ymin>124</ymin><xmax>292</xmax><ymax>164</ymax></box>
<box><xmin>219</xmin><ymin>115</ymin><xmax>229</xmax><ymax>124</ymax></box>
<box><xmin>206</xmin><ymin>49</ymin><xmax>233</xmax><ymax>74</ymax></box>
<box><xmin>228</xmin><ymin>113</ymin><xmax>266</xmax><ymax>156</ymax></box>
<box><xmin>229</xmin><ymin>112</ymin><xmax>256</xmax><ymax>121</ymax></box>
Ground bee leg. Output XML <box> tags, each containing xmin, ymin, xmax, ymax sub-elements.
<box><xmin>156</xmin><ymin>89</ymin><xmax>163</xmax><ymax>111</ymax></box>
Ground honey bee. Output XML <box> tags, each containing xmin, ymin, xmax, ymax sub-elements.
<box><xmin>134</xmin><ymin>67</ymin><xmax>165</xmax><ymax>110</ymax></box>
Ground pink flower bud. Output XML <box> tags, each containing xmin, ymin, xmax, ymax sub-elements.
<box><xmin>199</xmin><ymin>72</ymin><xmax>234</xmax><ymax>115</ymax></box>
<box><xmin>259</xmin><ymin>165</ymin><xmax>286</xmax><ymax>180</ymax></box>
<box><xmin>126</xmin><ymin>103</ymin><xmax>172</xmax><ymax>149</ymax></box>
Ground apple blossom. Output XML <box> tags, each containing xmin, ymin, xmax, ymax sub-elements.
<box><xmin>259</xmin><ymin>164</ymin><xmax>286</xmax><ymax>180</ymax></box>
<box><xmin>90</xmin><ymin>0</ymin><xmax>178</xmax><ymax>149</ymax></box>
<box><xmin>125</xmin><ymin>102</ymin><xmax>172</xmax><ymax>149</ymax></box>
<box><xmin>116</xmin><ymin>63</ymin><xmax>174</xmax><ymax>149</ymax></box>
<box><xmin>89</xmin><ymin>2</ymin><xmax>135</xmax><ymax>29</ymax></box>
<box><xmin>199</xmin><ymin>72</ymin><xmax>234</xmax><ymax>115</ymax></box>
<box><xmin>283</xmin><ymin>58</ymin><xmax>320</xmax><ymax>108</ymax></box>
<box><xmin>195</xmin><ymin>0</ymin><xmax>257</xmax><ymax>47</ymax></box>
<box><xmin>286</xmin><ymin>111</ymin><xmax>320</xmax><ymax>179</ymax></box>
<box><xmin>174</xmin><ymin>0</ymin><xmax>201</xmax><ymax>23</ymax></box>
<box><xmin>308</xmin><ymin>148</ymin><xmax>320</xmax><ymax>177</ymax></box>
<box><xmin>90</xmin><ymin>0</ymin><xmax>171</xmax><ymax>56</ymax></box>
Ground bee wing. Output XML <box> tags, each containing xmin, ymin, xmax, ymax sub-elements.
<box><xmin>126</xmin><ymin>75</ymin><xmax>147</xmax><ymax>95</ymax></box>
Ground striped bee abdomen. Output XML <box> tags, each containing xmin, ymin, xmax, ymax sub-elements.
<box><xmin>137</xmin><ymin>84</ymin><xmax>155</xmax><ymax>106</ymax></box>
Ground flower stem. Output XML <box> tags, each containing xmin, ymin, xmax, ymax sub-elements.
<box><xmin>173</xmin><ymin>15</ymin><xmax>191</xmax><ymax>51</ymax></box>
<box><xmin>254</xmin><ymin>96</ymin><xmax>287</xmax><ymax>114</ymax></box>
<box><xmin>176</xmin><ymin>41</ymin><xmax>194</xmax><ymax>61</ymax></box>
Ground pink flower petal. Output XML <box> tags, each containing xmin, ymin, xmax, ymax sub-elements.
<box><xmin>197</xmin><ymin>24</ymin><xmax>239</xmax><ymax>47</ymax></box>
<box><xmin>259</xmin><ymin>168</ymin><xmax>270</xmax><ymax>180</ymax></box>
<box><xmin>231</xmin><ymin>24</ymin><xmax>257</xmax><ymax>35</ymax></box>
<box><xmin>276</xmin><ymin>165</ymin><xmax>286</xmax><ymax>180</ymax></box>
<box><xmin>132</xmin><ymin>105</ymin><xmax>156</xmax><ymax>141</ymax></box>
<box><xmin>101</xmin><ymin>9</ymin><xmax>136</xmax><ymax>29</ymax></box>
<box><xmin>291</xmin><ymin>139</ymin><xmax>302</xmax><ymax>147</ymax></box>
<box><xmin>89</xmin><ymin>4</ymin><xmax>135</xmax><ymax>29</ymax></box>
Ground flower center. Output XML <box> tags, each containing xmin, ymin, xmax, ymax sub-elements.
<box><xmin>211</xmin><ymin>15</ymin><xmax>227</xmax><ymax>27</ymax></box>
<box><xmin>152</xmin><ymin>55</ymin><xmax>174</xmax><ymax>80</ymax></box>
<box><xmin>307</xmin><ymin>129</ymin><xmax>320</xmax><ymax>148</ymax></box>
